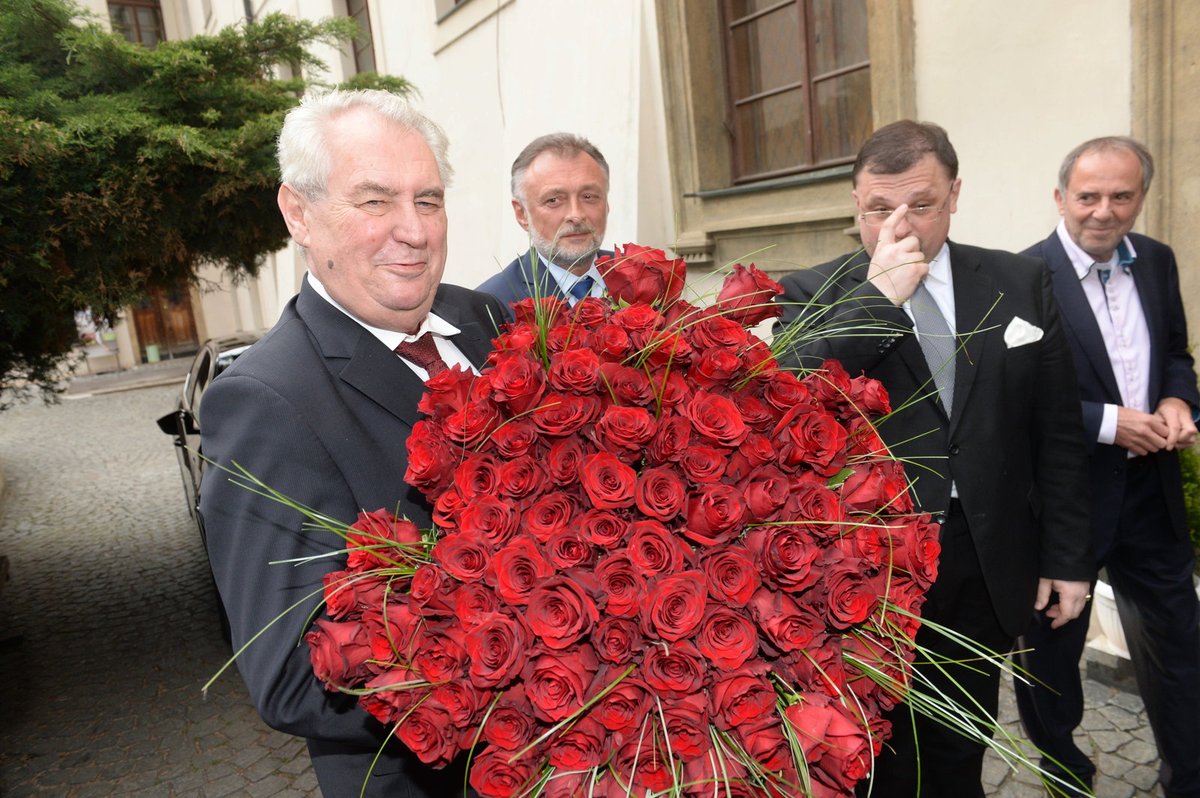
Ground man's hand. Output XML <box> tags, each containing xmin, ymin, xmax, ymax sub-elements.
<box><xmin>1034</xmin><ymin>578</ymin><xmax>1091</xmax><ymax>629</ymax></box>
<box><xmin>1113</xmin><ymin>405</ymin><xmax>1170</xmax><ymax>455</ymax></box>
<box><xmin>1156</xmin><ymin>396</ymin><xmax>1198</xmax><ymax>450</ymax></box>
<box><xmin>866</xmin><ymin>205</ymin><xmax>928</xmax><ymax>306</ymax></box>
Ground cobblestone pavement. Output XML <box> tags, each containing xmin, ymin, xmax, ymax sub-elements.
<box><xmin>0</xmin><ymin>376</ymin><xmax>1171</xmax><ymax>797</ymax></box>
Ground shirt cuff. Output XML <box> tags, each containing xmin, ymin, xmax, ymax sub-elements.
<box><xmin>1098</xmin><ymin>403</ymin><xmax>1118</xmax><ymax>445</ymax></box>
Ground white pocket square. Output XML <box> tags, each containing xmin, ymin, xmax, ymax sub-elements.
<box><xmin>1004</xmin><ymin>317</ymin><xmax>1043</xmax><ymax>348</ymax></box>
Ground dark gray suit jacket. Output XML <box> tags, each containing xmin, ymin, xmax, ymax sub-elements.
<box><xmin>774</xmin><ymin>242</ymin><xmax>1093</xmax><ymax>638</ymax></box>
<box><xmin>476</xmin><ymin>249</ymin><xmax>612</xmax><ymax>309</ymax></box>
<box><xmin>1027</xmin><ymin>231</ymin><xmax>1199</xmax><ymax>559</ymax></box>
<box><xmin>199</xmin><ymin>279</ymin><xmax>504</xmax><ymax>797</ymax></box>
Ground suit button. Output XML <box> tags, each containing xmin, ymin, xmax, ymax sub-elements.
<box><xmin>932</xmin><ymin>512</ymin><xmax>947</xmax><ymax>524</ymax></box>
<box><xmin>949</xmin><ymin>444</ymin><xmax>960</xmax><ymax>456</ymax></box>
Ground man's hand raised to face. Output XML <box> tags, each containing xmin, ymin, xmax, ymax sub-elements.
<box><xmin>866</xmin><ymin>204</ymin><xmax>929</xmax><ymax>306</ymax></box>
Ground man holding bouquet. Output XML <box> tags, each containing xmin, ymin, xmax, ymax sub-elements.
<box><xmin>198</xmin><ymin>89</ymin><xmax>503</xmax><ymax>796</ymax></box>
<box><xmin>774</xmin><ymin>120</ymin><xmax>1093</xmax><ymax>797</ymax></box>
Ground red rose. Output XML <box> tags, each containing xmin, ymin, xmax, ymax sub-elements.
<box><xmin>684</xmin><ymin>390</ymin><xmax>748</xmax><ymax>447</ymax></box>
<box><xmin>306</xmin><ymin>619</ymin><xmax>373</xmax><ymax>689</ymax></box>
<box><xmin>409</xmin><ymin>563</ymin><xmax>455</xmax><ymax>616</ymax></box>
<box><xmin>546</xmin><ymin>435</ymin><xmax>586</xmax><ymax>485</ymax></box>
<box><xmin>701</xmin><ymin>547</ymin><xmax>761</xmax><ymax>608</ymax></box>
<box><xmin>548</xmin><ymin>716</ymin><xmax>608</xmax><ymax>770</ymax></box>
<box><xmin>495</xmin><ymin>455</ymin><xmax>546</xmax><ymax>500</ymax></box>
<box><xmin>453</xmin><ymin>581</ymin><xmax>499</xmax><ymax>630</ymax></box>
<box><xmin>452</xmin><ymin>453</ymin><xmax>500</xmax><ymax>500</ymax></box>
<box><xmin>841</xmin><ymin>459</ymin><xmax>913</xmax><ymax>514</ymax></box>
<box><xmin>609</xmin><ymin>304</ymin><xmax>664</xmax><ymax>345</ymax></box>
<box><xmin>695</xmin><ymin>604</ymin><xmax>759</xmax><ymax>670</ymax></box>
<box><xmin>848</xmin><ymin>373</ymin><xmax>892</xmax><ymax>416</ymax></box>
<box><xmin>884</xmin><ymin>516</ymin><xmax>941</xmax><ymax>589</ymax></box>
<box><xmin>803</xmin><ymin>359</ymin><xmax>854</xmax><ymax>415</ymax></box>
<box><xmin>395</xmin><ymin>701</ymin><xmax>462</xmax><ymax>768</ymax></box>
<box><xmin>646</xmin><ymin>414</ymin><xmax>693</xmax><ymax>464</ymax></box>
<box><xmin>648</xmin><ymin>367</ymin><xmax>689</xmax><ymax>406</ymax></box>
<box><xmin>369</xmin><ymin>604</ymin><xmax>421</xmax><ymax>663</ymax></box>
<box><xmin>677</xmin><ymin>445</ymin><xmax>728</xmax><ymax>484</ymax></box>
<box><xmin>662</xmin><ymin>693</ymin><xmax>712</xmax><ymax>759</ymax></box>
<box><xmin>598</xmin><ymin>363</ymin><xmax>655</xmax><ymax>405</ymax></box>
<box><xmin>594</xmin><ymin>616</ymin><xmax>643</xmax><ymax>664</ymax></box>
<box><xmin>747</xmin><ymin>586</ymin><xmax>823</xmax><ymax>653</ymax></box>
<box><xmin>745</xmin><ymin>524</ymin><xmax>821</xmax><ymax>593</ymax></box>
<box><xmin>431</xmin><ymin>680</ymin><xmax>489</xmax><ymax>728</ymax></box>
<box><xmin>569</xmin><ymin>295</ymin><xmax>610</xmax><ymax>326</ymax></box>
<box><xmin>489</xmin><ymin>350</ymin><xmax>547</xmax><ymax>415</ymax></box>
<box><xmin>844</xmin><ymin>414</ymin><xmax>889</xmax><ymax>458</ymax></box>
<box><xmin>525</xmin><ymin>575</ymin><xmax>599</xmax><ymax>649</ymax></box>
<box><xmin>731</xmin><ymin>393</ymin><xmax>778</xmax><ymax>432</ymax></box>
<box><xmin>590</xmin><ymin>323</ymin><xmax>633</xmax><ymax>361</ymax></box>
<box><xmin>413</xmin><ymin>623</ymin><xmax>468</xmax><ymax>683</ymax></box>
<box><xmin>359</xmin><ymin>667</ymin><xmax>422</xmax><ymax>726</ymax></box>
<box><xmin>577</xmin><ymin>509</ymin><xmax>628</xmax><ymax>549</ymax></box>
<box><xmin>645</xmin><ymin>570</ymin><xmax>708</xmax><ymax>641</ymax></box>
<box><xmin>593</xmin><ymin>553</ymin><xmax>646</xmax><ymax>617</ymax></box>
<box><xmin>404</xmin><ymin>422</ymin><xmax>456</xmax><ymax>493</ymax></box>
<box><xmin>761</xmin><ymin>369</ymin><xmax>812</xmax><ymax>413</ymax></box>
<box><xmin>783</xmin><ymin>697</ymin><xmax>872</xmax><ymax>791</ymax></box>
<box><xmin>737</xmin><ymin>716</ymin><xmax>791</xmax><ymax>771</ymax></box>
<box><xmin>626</xmin><ymin>520</ymin><xmax>690</xmax><ymax>576</ymax></box>
<box><xmin>740</xmin><ymin>465</ymin><xmax>790</xmax><ymax>522</ymax></box>
<box><xmin>521</xmin><ymin>492</ymin><xmax>576</xmax><ymax>542</ymax></box>
<box><xmin>591</xmin><ymin>678</ymin><xmax>649</xmax><ymax>733</ymax></box>
<box><xmin>784</xmin><ymin>480</ymin><xmax>847</xmax><ymax>540</ymax></box>
<box><xmin>442</xmin><ymin>397</ymin><xmax>503</xmax><ymax>447</ymax></box>
<box><xmin>523</xmin><ymin>646</ymin><xmax>599</xmax><ymax>722</ymax></box>
<box><xmin>683</xmin><ymin>484</ymin><xmax>747</xmax><ymax>547</ymax></box>
<box><xmin>592</xmin><ymin>405</ymin><xmax>657</xmax><ymax>461</ymax></box>
<box><xmin>775</xmin><ymin>406</ymin><xmax>848</xmax><ymax>477</ymax></box>
<box><xmin>532</xmin><ymin>391</ymin><xmax>601</xmax><ymax>437</ymax></box>
<box><xmin>469</xmin><ymin>747</ymin><xmax>541</xmax><ymax>798</ymax></box>
<box><xmin>578</xmin><ymin>451</ymin><xmax>637</xmax><ymax>510</ymax></box>
<box><xmin>690</xmin><ymin>347</ymin><xmax>743</xmax><ymax>388</ymax></box>
<box><xmin>433</xmin><ymin>534</ymin><xmax>491</xmax><ymax>583</ymax></box>
<box><xmin>488</xmin><ymin>537</ymin><xmax>553</xmax><ymax>605</ymax></box>
<box><xmin>546</xmin><ymin>528</ymin><xmax>595</xmax><ymax>569</ymax></box>
<box><xmin>485</xmin><ymin>416</ymin><xmax>540</xmax><ymax>459</ymax></box>
<box><xmin>509</xmin><ymin>296</ymin><xmax>568</xmax><ymax>327</ymax></box>
<box><xmin>322</xmin><ymin>570</ymin><xmax>380</xmax><ymax>619</ymax></box>
<box><xmin>710</xmin><ymin>666</ymin><xmax>776</xmax><ymax>729</ymax></box>
<box><xmin>456</xmin><ymin>495</ymin><xmax>519</xmax><ymax>547</ymax></box>
<box><xmin>598</xmin><ymin>243</ymin><xmax>687</xmax><ymax>307</ymax></box>
<box><xmin>548</xmin><ymin>346</ymin><xmax>602</xmax><ymax>393</ymax></box>
<box><xmin>432</xmin><ymin>486</ymin><xmax>467</xmax><ymax>529</ymax></box>
<box><xmin>822</xmin><ymin>555</ymin><xmax>881</xmax><ymax>629</ymax></box>
<box><xmin>641</xmin><ymin>640</ymin><xmax>707</xmax><ymax>697</ymax></box>
<box><xmin>634</xmin><ymin>465</ymin><xmax>687</xmax><ymax>522</ymax></box>
<box><xmin>713</xmin><ymin>262</ymin><xmax>784</xmax><ymax>326</ymax></box>
<box><xmin>482</xmin><ymin>686</ymin><xmax>537</xmax><ymax>750</ymax></box>
<box><xmin>687</xmin><ymin>313</ymin><xmax>750</xmax><ymax>351</ymax></box>
<box><xmin>465</xmin><ymin>611</ymin><xmax>530</xmax><ymax>688</ymax></box>
<box><xmin>613</xmin><ymin>736</ymin><xmax>675</xmax><ymax>793</ymax></box>
<box><xmin>345</xmin><ymin>509</ymin><xmax>422</xmax><ymax>571</ymax></box>
<box><xmin>642</xmin><ymin>329</ymin><xmax>693</xmax><ymax>369</ymax></box>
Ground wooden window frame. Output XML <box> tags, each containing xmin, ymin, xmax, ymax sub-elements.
<box><xmin>108</xmin><ymin>0</ymin><xmax>166</xmax><ymax>48</ymax></box>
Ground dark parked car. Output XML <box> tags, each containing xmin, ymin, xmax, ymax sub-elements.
<box><xmin>157</xmin><ymin>331</ymin><xmax>263</xmax><ymax>640</ymax></box>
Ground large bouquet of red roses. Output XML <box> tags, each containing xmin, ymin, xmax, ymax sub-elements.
<box><xmin>305</xmin><ymin>244</ymin><xmax>940</xmax><ymax>797</ymax></box>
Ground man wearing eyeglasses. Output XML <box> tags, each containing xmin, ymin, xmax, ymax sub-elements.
<box><xmin>773</xmin><ymin>120</ymin><xmax>1093</xmax><ymax>797</ymax></box>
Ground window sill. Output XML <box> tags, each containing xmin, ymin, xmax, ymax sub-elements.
<box><xmin>685</xmin><ymin>163</ymin><xmax>853</xmax><ymax>200</ymax></box>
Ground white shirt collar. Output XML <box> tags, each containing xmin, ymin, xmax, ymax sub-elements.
<box><xmin>305</xmin><ymin>271</ymin><xmax>461</xmax><ymax>350</ymax></box>
<box><xmin>1055</xmin><ymin>219</ymin><xmax>1137</xmax><ymax>281</ymax></box>
<box><xmin>541</xmin><ymin>254</ymin><xmax>603</xmax><ymax>299</ymax></box>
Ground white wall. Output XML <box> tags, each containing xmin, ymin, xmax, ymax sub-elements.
<box><xmin>913</xmin><ymin>0</ymin><xmax>1131</xmax><ymax>253</ymax></box>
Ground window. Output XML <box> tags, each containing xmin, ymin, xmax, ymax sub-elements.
<box><xmin>108</xmin><ymin>0</ymin><xmax>166</xmax><ymax>49</ymax></box>
<box><xmin>435</xmin><ymin>0</ymin><xmax>472</xmax><ymax>22</ymax></box>
<box><xmin>721</xmin><ymin>0</ymin><xmax>871</xmax><ymax>183</ymax></box>
<box><xmin>346</xmin><ymin>0</ymin><xmax>377</xmax><ymax>74</ymax></box>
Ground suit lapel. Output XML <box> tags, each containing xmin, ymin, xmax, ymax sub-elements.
<box><xmin>946</xmin><ymin>242</ymin><xmax>998</xmax><ymax>433</ymax></box>
<box><xmin>517</xmin><ymin>251</ymin><xmax>568</xmax><ymax>302</ymax></box>
<box><xmin>1129</xmin><ymin>249</ymin><xmax>1165</xmax><ymax>404</ymax></box>
<box><xmin>1041</xmin><ymin>234</ymin><xmax>1123</xmax><ymax>400</ymax></box>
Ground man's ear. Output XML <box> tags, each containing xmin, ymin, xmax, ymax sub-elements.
<box><xmin>278</xmin><ymin>184</ymin><xmax>313</xmax><ymax>247</ymax></box>
<box><xmin>512</xmin><ymin>198</ymin><xmax>530</xmax><ymax>233</ymax></box>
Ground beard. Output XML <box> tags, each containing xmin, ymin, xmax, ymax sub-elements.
<box><xmin>532</xmin><ymin>223</ymin><xmax>602</xmax><ymax>273</ymax></box>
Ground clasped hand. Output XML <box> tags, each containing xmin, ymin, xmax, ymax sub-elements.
<box><xmin>1034</xmin><ymin>578</ymin><xmax>1090</xmax><ymax>629</ymax></box>
<box><xmin>866</xmin><ymin>204</ymin><xmax>928</xmax><ymax>306</ymax></box>
<box><xmin>1114</xmin><ymin>397</ymin><xmax>1198</xmax><ymax>455</ymax></box>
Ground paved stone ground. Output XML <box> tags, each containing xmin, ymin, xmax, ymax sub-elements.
<box><xmin>0</xmin><ymin>374</ymin><xmax>1171</xmax><ymax>797</ymax></box>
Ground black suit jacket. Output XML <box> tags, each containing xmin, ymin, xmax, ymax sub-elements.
<box><xmin>476</xmin><ymin>249</ymin><xmax>613</xmax><ymax>308</ymax></box>
<box><xmin>198</xmin><ymin>279</ymin><xmax>504</xmax><ymax>797</ymax></box>
<box><xmin>774</xmin><ymin>242</ymin><xmax>1093</xmax><ymax>637</ymax></box>
<box><xmin>1026</xmin><ymin>230</ymin><xmax>1199</xmax><ymax>559</ymax></box>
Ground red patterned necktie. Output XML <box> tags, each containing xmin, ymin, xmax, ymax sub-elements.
<box><xmin>394</xmin><ymin>333</ymin><xmax>448</xmax><ymax>377</ymax></box>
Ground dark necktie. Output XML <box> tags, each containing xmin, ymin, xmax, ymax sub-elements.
<box><xmin>394</xmin><ymin>333</ymin><xmax>448</xmax><ymax>377</ymax></box>
<box><xmin>568</xmin><ymin>275</ymin><xmax>595</xmax><ymax>301</ymax></box>
<box><xmin>910</xmin><ymin>281</ymin><xmax>955</xmax><ymax>413</ymax></box>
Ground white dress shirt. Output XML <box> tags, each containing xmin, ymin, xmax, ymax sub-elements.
<box><xmin>1054</xmin><ymin>221</ymin><xmax>1150</xmax><ymax>444</ymax></box>
<box><xmin>306</xmin><ymin>271</ymin><xmax>476</xmax><ymax>379</ymax></box>
<box><xmin>544</xmin><ymin>256</ymin><xmax>605</xmax><ymax>305</ymax></box>
<box><xmin>902</xmin><ymin>242</ymin><xmax>955</xmax><ymax>332</ymax></box>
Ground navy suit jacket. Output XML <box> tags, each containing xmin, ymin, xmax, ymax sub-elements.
<box><xmin>774</xmin><ymin>242</ymin><xmax>1093</xmax><ymax>638</ymax></box>
<box><xmin>199</xmin><ymin>279</ymin><xmax>504</xmax><ymax>797</ymax></box>
<box><xmin>1026</xmin><ymin>231</ymin><xmax>1199</xmax><ymax>559</ymax></box>
<box><xmin>476</xmin><ymin>249</ymin><xmax>613</xmax><ymax>309</ymax></box>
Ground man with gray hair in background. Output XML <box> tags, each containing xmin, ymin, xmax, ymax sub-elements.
<box><xmin>1016</xmin><ymin>136</ymin><xmax>1200</xmax><ymax>798</ymax></box>
<box><xmin>199</xmin><ymin>89</ymin><xmax>503</xmax><ymax>796</ymax></box>
<box><xmin>477</xmin><ymin>132</ymin><xmax>611</xmax><ymax>307</ymax></box>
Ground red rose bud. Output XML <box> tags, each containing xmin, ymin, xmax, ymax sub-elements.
<box><xmin>701</xmin><ymin>547</ymin><xmax>761</xmax><ymax>608</ymax></box>
<box><xmin>465</xmin><ymin>611</ymin><xmax>530</xmax><ymax>689</ymax></box>
<box><xmin>713</xmin><ymin>263</ymin><xmax>784</xmax><ymax>326</ymax></box>
<box><xmin>482</xmin><ymin>690</ymin><xmax>538</xmax><ymax>751</ymax></box>
<box><xmin>645</xmin><ymin>570</ymin><xmax>708</xmax><ymax>641</ymax></box>
<box><xmin>578</xmin><ymin>451</ymin><xmax>637</xmax><ymax>510</ymax></box>
<box><xmin>305</xmin><ymin>619</ymin><xmax>373</xmax><ymax>689</ymax></box>
<box><xmin>525</xmin><ymin>575</ymin><xmax>600</xmax><ymax>649</ymax></box>
<box><xmin>468</xmin><ymin>746</ymin><xmax>542</xmax><ymax>798</ymax></box>
<box><xmin>523</xmin><ymin>646</ymin><xmax>599</xmax><ymax>722</ymax></box>
<box><xmin>548</xmin><ymin>716</ymin><xmax>608</xmax><ymax>770</ymax></box>
<box><xmin>695</xmin><ymin>604</ymin><xmax>759</xmax><ymax>670</ymax></box>
<box><xmin>597</xmin><ymin>243</ymin><xmax>687</xmax><ymax>307</ymax></box>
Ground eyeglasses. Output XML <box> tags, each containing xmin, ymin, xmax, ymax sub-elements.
<box><xmin>859</xmin><ymin>198</ymin><xmax>950</xmax><ymax>228</ymax></box>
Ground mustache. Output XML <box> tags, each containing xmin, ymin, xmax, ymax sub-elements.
<box><xmin>554</xmin><ymin>223</ymin><xmax>596</xmax><ymax>241</ymax></box>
